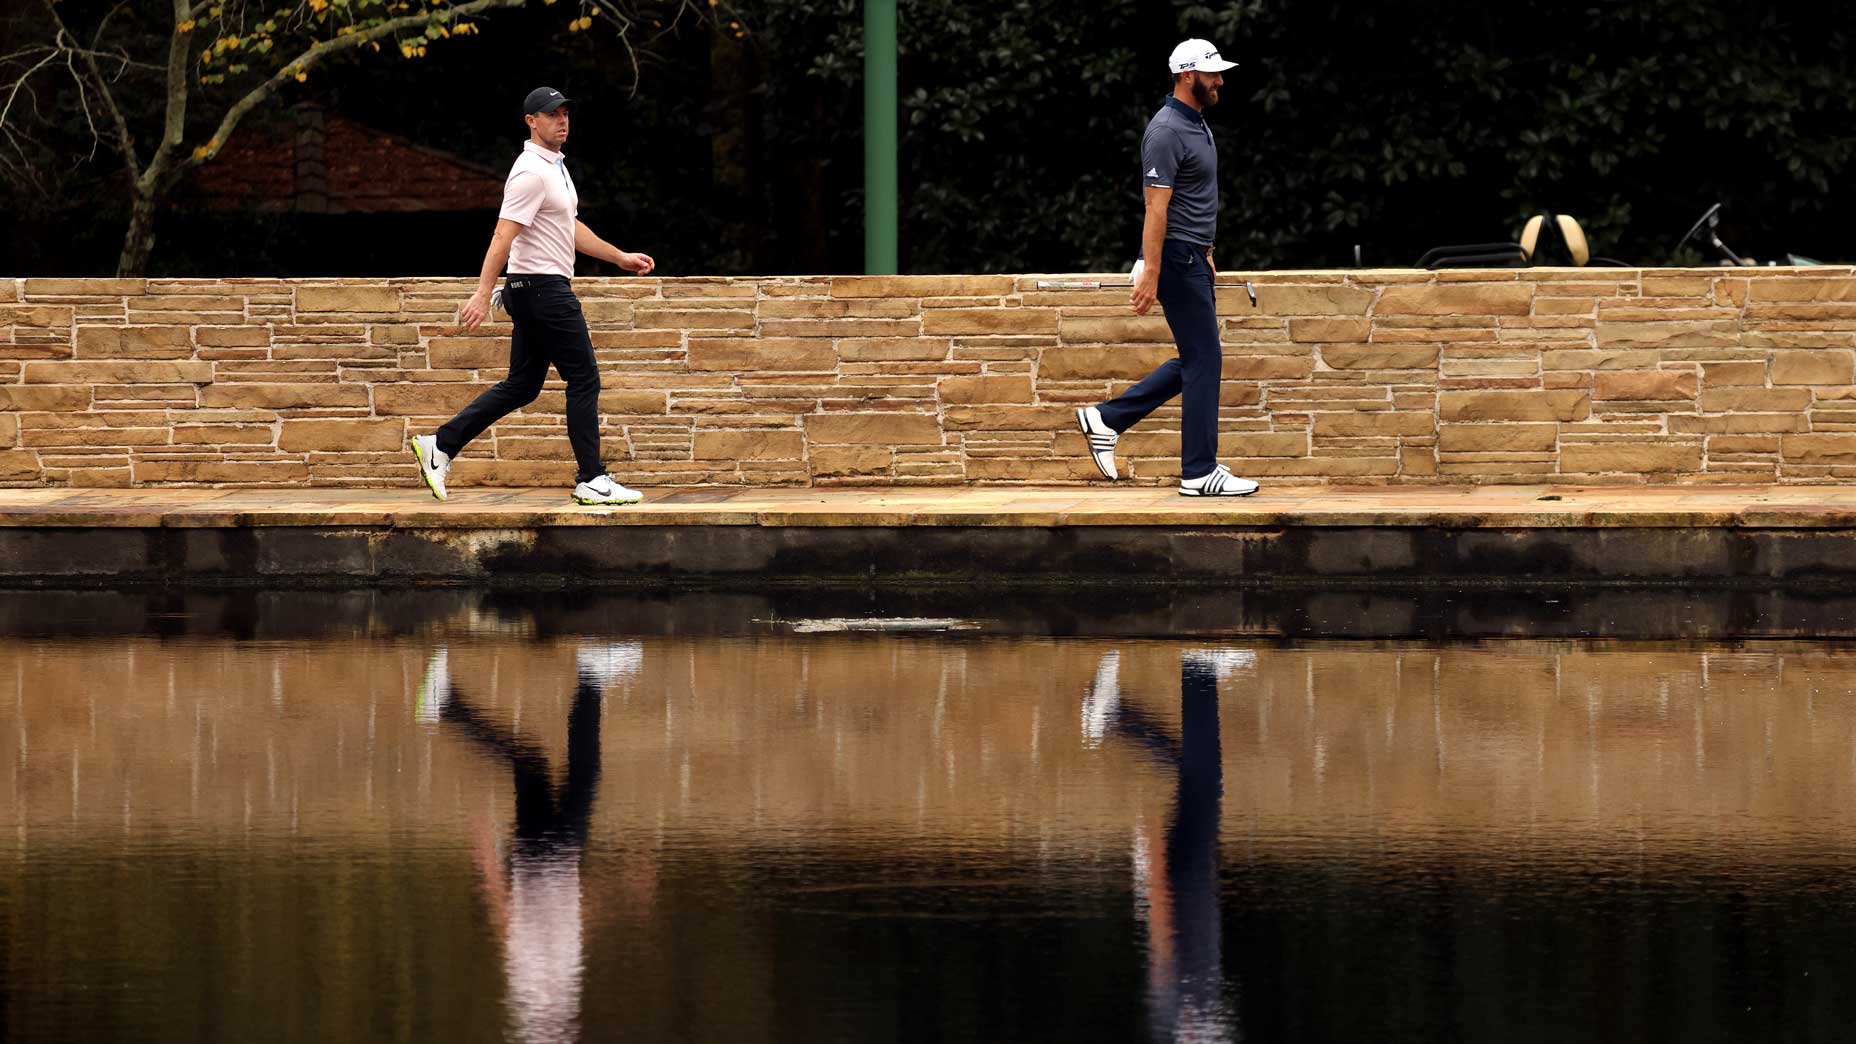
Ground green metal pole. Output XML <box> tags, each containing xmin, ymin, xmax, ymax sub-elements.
<box><xmin>863</xmin><ymin>0</ymin><xmax>898</xmax><ymax>274</ymax></box>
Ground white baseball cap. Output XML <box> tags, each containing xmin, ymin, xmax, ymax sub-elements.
<box><xmin>1168</xmin><ymin>39</ymin><xmax>1237</xmax><ymax>74</ymax></box>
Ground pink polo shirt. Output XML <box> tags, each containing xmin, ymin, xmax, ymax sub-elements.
<box><xmin>500</xmin><ymin>140</ymin><xmax>578</xmax><ymax>277</ymax></box>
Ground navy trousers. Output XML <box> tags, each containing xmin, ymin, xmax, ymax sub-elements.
<box><xmin>437</xmin><ymin>274</ymin><xmax>605</xmax><ymax>484</ymax></box>
<box><xmin>1095</xmin><ymin>239</ymin><xmax>1220</xmax><ymax>481</ymax></box>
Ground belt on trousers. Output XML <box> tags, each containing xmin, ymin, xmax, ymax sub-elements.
<box><xmin>1160</xmin><ymin>244</ymin><xmax>1255</xmax><ymax>306</ymax></box>
<box><xmin>504</xmin><ymin>276</ymin><xmax>568</xmax><ymax>291</ymax></box>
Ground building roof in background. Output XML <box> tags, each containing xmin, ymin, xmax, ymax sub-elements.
<box><xmin>186</xmin><ymin>104</ymin><xmax>504</xmax><ymax>214</ymax></box>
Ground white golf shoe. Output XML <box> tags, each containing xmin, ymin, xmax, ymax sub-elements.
<box><xmin>410</xmin><ymin>434</ymin><xmax>450</xmax><ymax>501</ymax></box>
<box><xmin>573</xmin><ymin>474</ymin><xmax>643</xmax><ymax>506</ymax></box>
<box><xmin>1178</xmin><ymin>464</ymin><xmax>1259</xmax><ymax>497</ymax></box>
<box><xmin>1183</xmin><ymin>648</ymin><xmax>1258</xmax><ymax>679</ymax></box>
<box><xmin>415</xmin><ymin>647</ymin><xmax>451</xmax><ymax>724</ymax></box>
<box><xmin>576</xmin><ymin>642</ymin><xmax>644</xmax><ymax>688</ymax></box>
<box><xmin>1080</xmin><ymin>650</ymin><xmax>1122</xmax><ymax>747</ymax></box>
<box><xmin>1076</xmin><ymin>406</ymin><xmax>1120</xmax><ymax>480</ymax></box>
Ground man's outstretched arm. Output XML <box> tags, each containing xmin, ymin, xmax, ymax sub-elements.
<box><xmin>575</xmin><ymin>221</ymin><xmax>656</xmax><ymax>275</ymax></box>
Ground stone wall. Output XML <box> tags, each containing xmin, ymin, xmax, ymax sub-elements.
<box><xmin>3</xmin><ymin>269</ymin><xmax>1855</xmax><ymax>488</ymax></box>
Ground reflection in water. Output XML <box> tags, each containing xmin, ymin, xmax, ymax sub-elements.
<box><xmin>15</xmin><ymin>620</ymin><xmax>1856</xmax><ymax>1042</ymax></box>
<box><xmin>1088</xmin><ymin>650</ymin><xmax>1249</xmax><ymax>1044</ymax></box>
<box><xmin>420</xmin><ymin>643</ymin><xmax>640</xmax><ymax>1044</ymax></box>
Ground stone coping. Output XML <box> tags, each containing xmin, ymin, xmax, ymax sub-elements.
<box><xmin>13</xmin><ymin>268</ymin><xmax>1845</xmax><ymax>286</ymax></box>
<box><xmin>7</xmin><ymin>484</ymin><xmax>1856</xmax><ymax>530</ymax></box>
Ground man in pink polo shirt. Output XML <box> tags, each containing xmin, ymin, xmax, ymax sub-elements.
<box><xmin>411</xmin><ymin>86</ymin><xmax>656</xmax><ymax>505</ymax></box>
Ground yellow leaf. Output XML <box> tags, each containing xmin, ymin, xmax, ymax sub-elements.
<box><xmin>293</xmin><ymin>70</ymin><xmax>307</xmax><ymax>82</ymax></box>
<box><xmin>177</xmin><ymin>19</ymin><xmax>196</xmax><ymax>31</ymax></box>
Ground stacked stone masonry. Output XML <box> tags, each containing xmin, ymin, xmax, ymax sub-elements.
<box><xmin>5</xmin><ymin>269</ymin><xmax>1856</xmax><ymax>488</ymax></box>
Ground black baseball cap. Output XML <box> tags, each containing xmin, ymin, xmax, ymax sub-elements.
<box><xmin>523</xmin><ymin>87</ymin><xmax>571</xmax><ymax>115</ymax></box>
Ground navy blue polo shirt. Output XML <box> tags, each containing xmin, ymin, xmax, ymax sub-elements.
<box><xmin>1140</xmin><ymin>96</ymin><xmax>1218</xmax><ymax>247</ymax></box>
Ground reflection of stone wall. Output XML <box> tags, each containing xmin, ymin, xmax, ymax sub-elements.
<box><xmin>1231</xmin><ymin>644</ymin><xmax>1856</xmax><ymax>856</ymax></box>
<box><xmin>7</xmin><ymin>270</ymin><xmax>1856</xmax><ymax>488</ymax></box>
<box><xmin>9</xmin><ymin>638</ymin><xmax>1856</xmax><ymax>856</ymax></box>
<box><xmin>2</xmin><ymin>638</ymin><xmax>1171</xmax><ymax>850</ymax></box>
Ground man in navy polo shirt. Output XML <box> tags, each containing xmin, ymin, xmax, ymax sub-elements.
<box><xmin>1076</xmin><ymin>40</ymin><xmax>1260</xmax><ymax>497</ymax></box>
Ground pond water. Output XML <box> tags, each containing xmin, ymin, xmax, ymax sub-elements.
<box><xmin>5</xmin><ymin>591</ymin><xmax>1856</xmax><ymax>1042</ymax></box>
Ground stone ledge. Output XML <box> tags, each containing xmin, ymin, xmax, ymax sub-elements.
<box><xmin>6</xmin><ymin>485</ymin><xmax>1856</xmax><ymax>587</ymax></box>
<box><xmin>6</xmin><ymin>517</ymin><xmax>1856</xmax><ymax>587</ymax></box>
<box><xmin>6</xmin><ymin>484</ymin><xmax>1856</xmax><ymax>530</ymax></box>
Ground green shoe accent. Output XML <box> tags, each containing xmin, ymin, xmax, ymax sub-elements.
<box><xmin>411</xmin><ymin>439</ymin><xmax>445</xmax><ymax>501</ymax></box>
<box><xmin>574</xmin><ymin>491</ymin><xmax>644</xmax><ymax>506</ymax></box>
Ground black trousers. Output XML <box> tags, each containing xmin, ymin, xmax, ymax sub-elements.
<box><xmin>437</xmin><ymin>274</ymin><xmax>604</xmax><ymax>484</ymax></box>
<box><xmin>439</xmin><ymin>671</ymin><xmax>603</xmax><ymax>858</ymax></box>
<box><xmin>1095</xmin><ymin>239</ymin><xmax>1221</xmax><ymax>481</ymax></box>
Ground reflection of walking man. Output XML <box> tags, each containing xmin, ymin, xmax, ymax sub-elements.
<box><xmin>1084</xmin><ymin>647</ymin><xmax>1252</xmax><ymax>1042</ymax></box>
<box><xmin>411</xmin><ymin>86</ymin><xmax>655</xmax><ymax>506</ymax></box>
<box><xmin>418</xmin><ymin>643</ymin><xmax>641</xmax><ymax>1044</ymax></box>
<box><xmin>1076</xmin><ymin>41</ymin><xmax>1259</xmax><ymax>498</ymax></box>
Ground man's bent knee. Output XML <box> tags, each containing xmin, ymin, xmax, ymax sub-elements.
<box><xmin>498</xmin><ymin>379</ymin><xmax>546</xmax><ymax>407</ymax></box>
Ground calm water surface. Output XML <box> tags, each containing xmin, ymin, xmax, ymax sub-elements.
<box><xmin>6</xmin><ymin>593</ymin><xmax>1856</xmax><ymax>1042</ymax></box>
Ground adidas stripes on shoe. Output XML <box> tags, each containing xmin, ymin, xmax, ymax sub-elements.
<box><xmin>1178</xmin><ymin>464</ymin><xmax>1259</xmax><ymax>497</ymax></box>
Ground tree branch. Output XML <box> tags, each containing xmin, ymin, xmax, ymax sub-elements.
<box><xmin>77</xmin><ymin>52</ymin><xmax>141</xmax><ymax>181</ymax></box>
<box><xmin>140</xmin><ymin>0</ymin><xmax>195</xmax><ymax>195</ymax></box>
<box><xmin>60</xmin><ymin>42</ymin><xmax>105</xmax><ymax>163</ymax></box>
<box><xmin>179</xmin><ymin>0</ymin><xmax>526</xmax><ymax>176</ymax></box>
<box><xmin>91</xmin><ymin>1</ymin><xmax>131</xmax><ymax>52</ymax></box>
<box><xmin>34</xmin><ymin>0</ymin><xmax>140</xmax><ymax>180</ymax></box>
<box><xmin>0</xmin><ymin>50</ymin><xmax>57</xmax><ymax>139</ymax></box>
<box><xmin>0</xmin><ymin>45</ymin><xmax>55</xmax><ymax>65</ymax></box>
<box><xmin>587</xmin><ymin>0</ymin><xmax>724</xmax><ymax>96</ymax></box>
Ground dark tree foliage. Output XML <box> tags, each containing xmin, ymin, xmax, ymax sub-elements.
<box><xmin>1214</xmin><ymin>0</ymin><xmax>1856</xmax><ymax>269</ymax></box>
<box><xmin>3</xmin><ymin>0</ymin><xmax>1852</xmax><ymax>275</ymax></box>
<box><xmin>859</xmin><ymin>0</ymin><xmax>1856</xmax><ymax>271</ymax></box>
